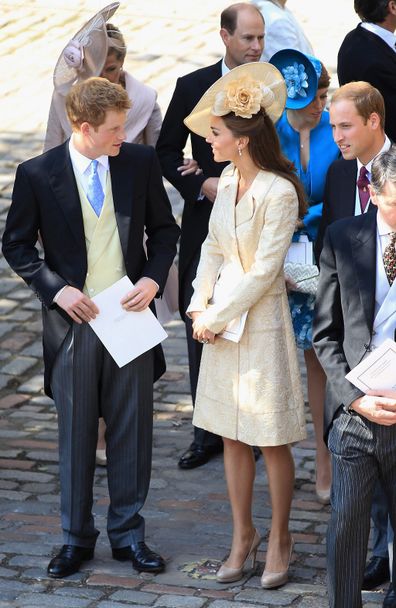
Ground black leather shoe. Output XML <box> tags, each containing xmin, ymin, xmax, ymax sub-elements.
<box><xmin>362</xmin><ymin>556</ymin><xmax>390</xmax><ymax>590</ymax></box>
<box><xmin>47</xmin><ymin>544</ymin><xmax>94</xmax><ymax>578</ymax></box>
<box><xmin>383</xmin><ymin>585</ymin><xmax>396</xmax><ymax>607</ymax></box>
<box><xmin>178</xmin><ymin>443</ymin><xmax>223</xmax><ymax>469</ymax></box>
<box><xmin>113</xmin><ymin>542</ymin><xmax>165</xmax><ymax>573</ymax></box>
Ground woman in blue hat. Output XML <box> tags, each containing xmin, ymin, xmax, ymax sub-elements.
<box><xmin>270</xmin><ymin>50</ymin><xmax>340</xmax><ymax>505</ymax></box>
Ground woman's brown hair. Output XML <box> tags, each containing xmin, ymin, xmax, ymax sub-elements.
<box><xmin>223</xmin><ymin>110</ymin><xmax>307</xmax><ymax>218</ymax></box>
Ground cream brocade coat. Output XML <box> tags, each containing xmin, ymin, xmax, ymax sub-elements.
<box><xmin>187</xmin><ymin>165</ymin><xmax>306</xmax><ymax>447</ymax></box>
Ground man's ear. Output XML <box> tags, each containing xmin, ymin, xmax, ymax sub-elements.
<box><xmin>80</xmin><ymin>121</ymin><xmax>91</xmax><ymax>136</ymax></box>
<box><xmin>368</xmin><ymin>184</ymin><xmax>378</xmax><ymax>207</ymax></box>
<box><xmin>219</xmin><ymin>27</ymin><xmax>231</xmax><ymax>47</ymax></box>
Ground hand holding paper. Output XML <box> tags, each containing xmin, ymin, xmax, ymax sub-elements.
<box><xmin>350</xmin><ymin>393</ymin><xmax>396</xmax><ymax>426</ymax></box>
<box><xmin>89</xmin><ymin>276</ymin><xmax>167</xmax><ymax>368</ymax></box>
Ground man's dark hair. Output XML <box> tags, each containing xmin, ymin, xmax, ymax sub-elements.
<box><xmin>221</xmin><ymin>2</ymin><xmax>264</xmax><ymax>34</ymax></box>
<box><xmin>354</xmin><ymin>0</ymin><xmax>391</xmax><ymax>23</ymax></box>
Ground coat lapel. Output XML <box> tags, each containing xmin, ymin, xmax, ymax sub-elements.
<box><xmin>351</xmin><ymin>210</ymin><xmax>377</xmax><ymax>331</ymax></box>
<box><xmin>341</xmin><ymin>159</ymin><xmax>358</xmax><ymax>217</ymax></box>
<box><xmin>48</xmin><ymin>142</ymin><xmax>85</xmax><ymax>248</ymax></box>
<box><xmin>109</xmin><ymin>148</ymin><xmax>133</xmax><ymax>260</ymax></box>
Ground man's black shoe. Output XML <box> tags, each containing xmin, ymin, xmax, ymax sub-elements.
<box><xmin>112</xmin><ymin>542</ymin><xmax>165</xmax><ymax>573</ymax></box>
<box><xmin>362</xmin><ymin>556</ymin><xmax>390</xmax><ymax>590</ymax></box>
<box><xmin>47</xmin><ymin>544</ymin><xmax>94</xmax><ymax>578</ymax></box>
<box><xmin>383</xmin><ymin>584</ymin><xmax>396</xmax><ymax>607</ymax></box>
<box><xmin>178</xmin><ymin>443</ymin><xmax>223</xmax><ymax>469</ymax></box>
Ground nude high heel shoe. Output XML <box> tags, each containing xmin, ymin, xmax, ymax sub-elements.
<box><xmin>216</xmin><ymin>528</ymin><xmax>261</xmax><ymax>583</ymax></box>
<box><xmin>261</xmin><ymin>537</ymin><xmax>294</xmax><ymax>589</ymax></box>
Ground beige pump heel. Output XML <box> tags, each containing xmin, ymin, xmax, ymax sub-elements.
<box><xmin>216</xmin><ymin>528</ymin><xmax>261</xmax><ymax>583</ymax></box>
<box><xmin>261</xmin><ymin>537</ymin><xmax>294</xmax><ymax>589</ymax></box>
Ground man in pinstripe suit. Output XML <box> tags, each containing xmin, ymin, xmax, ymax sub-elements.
<box><xmin>2</xmin><ymin>78</ymin><xmax>180</xmax><ymax>579</ymax></box>
<box><xmin>313</xmin><ymin>147</ymin><xmax>396</xmax><ymax>608</ymax></box>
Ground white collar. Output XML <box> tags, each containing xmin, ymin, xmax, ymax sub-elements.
<box><xmin>356</xmin><ymin>136</ymin><xmax>391</xmax><ymax>177</ymax></box>
<box><xmin>360</xmin><ymin>22</ymin><xmax>396</xmax><ymax>51</ymax></box>
<box><xmin>221</xmin><ymin>58</ymin><xmax>231</xmax><ymax>76</ymax></box>
<box><xmin>69</xmin><ymin>135</ymin><xmax>109</xmax><ymax>175</ymax></box>
<box><xmin>377</xmin><ymin>211</ymin><xmax>396</xmax><ymax>238</ymax></box>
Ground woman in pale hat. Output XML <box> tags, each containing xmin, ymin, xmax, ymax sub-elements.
<box><xmin>184</xmin><ymin>62</ymin><xmax>306</xmax><ymax>589</ymax></box>
<box><xmin>44</xmin><ymin>18</ymin><xmax>161</xmax><ymax>151</ymax></box>
<box><xmin>270</xmin><ymin>49</ymin><xmax>340</xmax><ymax>505</ymax></box>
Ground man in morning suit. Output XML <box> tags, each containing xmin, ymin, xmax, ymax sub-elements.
<box><xmin>2</xmin><ymin>78</ymin><xmax>180</xmax><ymax>578</ymax></box>
<box><xmin>313</xmin><ymin>147</ymin><xmax>396</xmax><ymax>608</ymax></box>
<box><xmin>156</xmin><ymin>2</ymin><xmax>264</xmax><ymax>469</ymax></box>
<box><xmin>337</xmin><ymin>0</ymin><xmax>396</xmax><ymax>142</ymax></box>
<box><xmin>316</xmin><ymin>81</ymin><xmax>393</xmax><ymax>592</ymax></box>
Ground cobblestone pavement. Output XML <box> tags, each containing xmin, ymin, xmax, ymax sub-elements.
<box><xmin>0</xmin><ymin>1</ymin><xmax>387</xmax><ymax>606</ymax></box>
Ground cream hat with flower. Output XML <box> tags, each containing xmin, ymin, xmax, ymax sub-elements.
<box><xmin>53</xmin><ymin>2</ymin><xmax>120</xmax><ymax>95</ymax></box>
<box><xmin>184</xmin><ymin>62</ymin><xmax>286</xmax><ymax>138</ymax></box>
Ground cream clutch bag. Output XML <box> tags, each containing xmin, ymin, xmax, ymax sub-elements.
<box><xmin>284</xmin><ymin>262</ymin><xmax>319</xmax><ymax>295</ymax></box>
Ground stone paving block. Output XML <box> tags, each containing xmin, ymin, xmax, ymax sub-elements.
<box><xmin>97</xmin><ymin>603</ymin><xmax>148</xmax><ymax>608</ymax></box>
<box><xmin>153</xmin><ymin>596</ymin><xmax>205</xmax><ymax>608</ymax></box>
<box><xmin>53</xmin><ymin>586</ymin><xmax>104</xmax><ymax>600</ymax></box>
<box><xmin>0</xmin><ymin>490</ymin><xmax>31</xmax><ymax>501</ymax></box>
<box><xmin>110</xmin><ymin>589</ymin><xmax>158</xmax><ymax>604</ymax></box>
<box><xmin>15</xmin><ymin>594</ymin><xmax>91</xmax><ymax>607</ymax></box>
<box><xmin>1</xmin><ymin>357</ymin><xmax>38</xmax><ymax>380</ymax></box>
<box><xmin>236</xmin><ymin>588</ymin><xmax>299</xmax><ymax>605</ymax></box>
<box><xmin>17</xmin><ymin>375</ymin><xmax>44</xmax><ymax>393</ymax></box>
<box><xmin>207</xmin><ymin>602</ymin><xmax>259</xmax><ymax>608</ymax></box>
<box><xmin>0</xmin><ymin>374</ymin><xmax>10</xmax><ymax>390</ymax></box>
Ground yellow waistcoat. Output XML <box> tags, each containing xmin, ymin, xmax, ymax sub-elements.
<box><xmin>75</xmin><ymin>174</ymin><xmax>126</xmax><ymax>297</ymax></box>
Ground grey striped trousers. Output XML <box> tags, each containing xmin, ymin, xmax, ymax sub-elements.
<box><xmin>327</xmin><ymin>409</ymin><xmax>396</xmax><ymax>608</ymax></box>
<box><xmin>51</xmin><ymin>322</ymin><xmax>154</xmax><ymax>549</ymax></box>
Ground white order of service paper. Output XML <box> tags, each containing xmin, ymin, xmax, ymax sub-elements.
<box><xmin>345</xmin><ymin>338</ymin><xmax>396</xmax><ymax>393</ymax></box>
<box><xmin>89</xmin><ymin>275</ymin><xmax>167</xmax><ymax>367</ymax></box>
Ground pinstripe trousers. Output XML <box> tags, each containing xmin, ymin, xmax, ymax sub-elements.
<box><xmin>327</xmin><ymin>409</ymin><xmax>396</xmax><ymax>608</ymax></box>
<box><xmin>51</xmin><ymin>322</ymin><xmax>154</xmax><ymax>549</ymax></box>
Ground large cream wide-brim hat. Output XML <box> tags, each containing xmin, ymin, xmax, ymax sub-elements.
<box><xmin>53</xmin><ymin>2</ymin><xmax>120</xmax><ymax>95</ymax></box>
<box><xmin>184</xmin><ymin>62</ymin><xmax>286</xmax><ymax>138</ymax></box>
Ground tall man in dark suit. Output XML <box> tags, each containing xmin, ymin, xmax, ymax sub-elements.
<box><xmin>316</xmin><ymin>81</ymin><xmax>393</xmax><ymax>591</ymax></box>
<box><xmin>156</xmin><ymin>2</ymin><xmax>264</xmax><ymax>469</ymax></box>
<box><xmin>2</xmin><ymin>78</ymin><xmax>180</xmax><ymax>579</ymax></box>
<box><xmin>313</xmin><ymin>147</ymin><xmax>396</xmax><ymax>608</ymax></box>
<box><xmin>337</xmin><ymin>0</ymin><xmax>396</xmax><ymax>142</ymax></box>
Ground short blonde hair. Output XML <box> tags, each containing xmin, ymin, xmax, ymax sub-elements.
<box><xmin>66</xmin><ymin>77</ymin><xmax>131</xmax><ymax>129</ymax></box>
<box><xmin>331</xmin><ymin>81</ymin><xmax>385</xmax><ymax>130</ymax></box>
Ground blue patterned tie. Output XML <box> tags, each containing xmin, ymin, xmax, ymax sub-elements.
<box><xmin>86</xmin><ymin>160</ymin><xmax>104</xmax><ymax>216</ymax></box>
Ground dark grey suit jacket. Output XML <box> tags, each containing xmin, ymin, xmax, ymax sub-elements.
<box><xmin>2</xmin><ymin>141</ymin><xmax>180</xmax><ymax>395</ymax></box>
<box><xmin>156</xmin><ymin>60</ymin><xmax>227</xmax><ymax>315</ymax></box>
<box><xmin>338</xmin><ymin>24</ymin><xmax>396</xmax><ymax>141</ymax></box>
<box><xmin>313</xmin><ymin>211</ymin><xmax>378</xmax><ymax>437</ymax></box>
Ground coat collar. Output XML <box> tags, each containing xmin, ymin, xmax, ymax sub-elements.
<box><xmin>48</xmin><ymin>142</ymin><xmax>133</xmax><ymax>257</ymax></box>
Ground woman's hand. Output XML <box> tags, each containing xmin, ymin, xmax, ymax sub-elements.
<box><xmin>190</xmin><ymin>311</ymin><xmax>216</xmax><ymax>344</ymax></box>
<box><xmin>285</xmin><ymin>274</ymin><xmax>298</xmax><ymax>293</ymax></box>
<box><xmin>177</xmin><ymin>158</ymin><xmax>202</xmax><ymax>176</ymax></box>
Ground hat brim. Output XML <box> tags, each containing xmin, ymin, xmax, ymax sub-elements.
<box><xmin>184</xmin><ymin>62</ymin><xmax>287</xmax><ymax>139</ymax></box>
<box><xmin>53</xmin><ymin>2</ymin><xmax>120</xmax><ymax>95</ymax></box>
<box><xmin>269</xmin><ymin>49</ymin><xmax>319</xmax><ymax>110</ymax></box>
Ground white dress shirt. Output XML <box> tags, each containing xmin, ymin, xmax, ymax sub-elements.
<box><xmin>361</xmin><ymin>22</ymin><xmax>396</xmax><ymax>52</ymax></box>
<box><xmin>354</xmin><ymin>136</ymin><xmax>391</xmax><ymax>216</ymax></box>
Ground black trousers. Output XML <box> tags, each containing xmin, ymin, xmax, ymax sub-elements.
<box><xmin>181</xmin><ymin>250</ymin><xmax>222</xmax><ymax>450</ymax></box>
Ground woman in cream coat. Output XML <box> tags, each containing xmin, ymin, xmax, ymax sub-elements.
<box><xmin>185</xmin><ymin>62</ymin><xmax>306</xmax><ymax>589</ymax></box>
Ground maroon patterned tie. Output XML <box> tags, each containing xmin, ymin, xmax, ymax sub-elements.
<box><xmin>357</xmin><ymin>166</ymin><xmax>370</xmax><ymax>213</ymax></box>
<box><xmin>383</xmin><ymin>232</ymin><xmax>396</xmax><ymax>286</ymax></box>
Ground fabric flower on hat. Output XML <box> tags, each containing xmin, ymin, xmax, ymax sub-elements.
<box><xmin>213</xmin><ymin>77</ymin><xmax>275</xmax><ymax>119</ymax></box>
<box><xmin>282</xmin><ymin>62</ymin><xmax>309</xmax><ymax>99</ymax></box>
<box><xmin>63</xmin><ymin>39</ymin><xmax>84</xmax><ymax>69</ymax></box>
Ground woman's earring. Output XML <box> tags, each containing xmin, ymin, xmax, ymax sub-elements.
<box><xmin>238</xmin><ymin>146</ymin><xmax>242</xmax><ymax>157</ymax></box>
